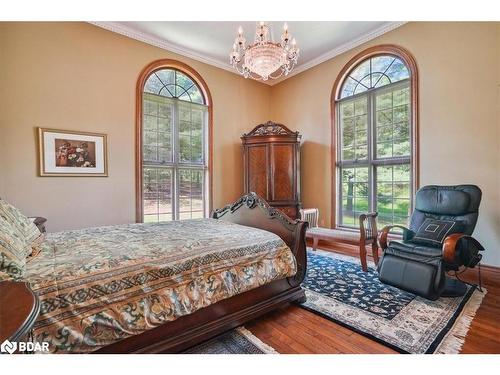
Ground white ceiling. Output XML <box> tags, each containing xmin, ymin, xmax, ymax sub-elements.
<box><xmin>91</xmin><ymin>21</ymin><xmax>405</xmax><ymax>85</ymax></box>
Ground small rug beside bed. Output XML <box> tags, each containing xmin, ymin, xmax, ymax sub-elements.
<box><xmin>300</xmin><ymin>249</ymin><xmax>486</xmax><ymax>354</ymax></box>
<box><xmin>184</xmin><ymin>327</ymin><xmax>277</xmax><ymax>354</ymax></box>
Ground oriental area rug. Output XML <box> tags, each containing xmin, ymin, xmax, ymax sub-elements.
<box><xmin>184</xmin><ymin>327</ymin><xmax>277</xmax><ymax>354</ymax></box>
<box><xmin>300</xmin><ymin>249</ymin><xmax>486</xmax><ymax>354</ymax></box>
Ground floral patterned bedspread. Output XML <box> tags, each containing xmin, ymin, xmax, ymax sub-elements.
<box><xmin>25</xmin><ymin>219</ymin><xmax>296</xmax><ymax>353</ymax></box>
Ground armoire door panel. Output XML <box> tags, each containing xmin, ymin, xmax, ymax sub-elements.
<box><xmin>247</xmin><ymin>145</ymin><xmax>268</xmax><ymax>199</ymax></box>
<box><xmin>271</xmin><ymin>144</ymin><xmax>294</xmax><ymax>201</ymax></box>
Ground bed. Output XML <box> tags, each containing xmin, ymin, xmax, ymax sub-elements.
<box><xmin>25</xmin><ymin>193</ymin><xmax>307</xmax><ymax>353</ymax></box>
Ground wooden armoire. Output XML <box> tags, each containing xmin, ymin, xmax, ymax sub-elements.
<box><xmin>241</xmin><ymin>121</ymin><xmax>301</xmax><ymax>219</ymax></box>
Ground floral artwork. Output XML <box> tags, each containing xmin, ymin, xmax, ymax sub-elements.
<box><xmin>55</xmin><ymin>139</ymin><xmax>96</xmax><ymax>168</ymax></box>
<box><xmin>38</xmin><ymin>128</ymin><xmax>108</xmax><ymax>176</ymax></box>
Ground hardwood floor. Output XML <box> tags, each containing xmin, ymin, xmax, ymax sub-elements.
<box><xmin>245</xmin><ymin>241</ymin><xmax>500</xmax><ymax>354</ymax></box>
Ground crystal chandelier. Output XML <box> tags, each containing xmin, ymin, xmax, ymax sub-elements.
<box><xmin>230</xmin><ymin>22</ymin><xmax>299</xmax><ymax>81</ymax></box>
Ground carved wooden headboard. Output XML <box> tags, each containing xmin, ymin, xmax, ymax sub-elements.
<box><xmin>211</xmin><ymin>193</ymin><xmax>308</xmax><ymax>287</ymax></box>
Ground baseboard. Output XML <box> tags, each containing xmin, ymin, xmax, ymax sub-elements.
<box><xmin>476</xmin><ymin>263</ymin><xmax>500</xmax><ymax>272</ymax></box>
<box><xmin>307</xmin><ymin>238</ymin><xmax>500</xmax><ymax>273</ymax></box>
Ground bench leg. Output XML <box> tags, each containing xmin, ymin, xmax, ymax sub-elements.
<box><xmin>312</xmin><ymin>237</ymin><xmax>319</xmax><ymax>251</ymax></box>
<box><xmin>359</xmin><ymin>243</ymin><xmax>368</xmax><ymax>272</ymax></box>
<box><xmin>372</xmin><ymin>242</ymin><xmax>379</xmax><ymax>265</ymax></box>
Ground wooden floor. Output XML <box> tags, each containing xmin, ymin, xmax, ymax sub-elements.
<box><xmin>245</xmin><ymin>243</ymin><xmax>500</xmax><ymax>354</ymax></box>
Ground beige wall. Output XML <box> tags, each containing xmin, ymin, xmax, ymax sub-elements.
<box><xmin>1</xmin><ymin>22</ymin><xmax>499</xmax><ymax>266</ymax></box>
<box><xmin>270</xmin><ymin>22</ymin><xmax>500</xmax><ymax>266</ymax></box>
<box><xmin>0</xmin><ymin>22</ymin><xmax>271</xmax><ymax>231</ymax></box>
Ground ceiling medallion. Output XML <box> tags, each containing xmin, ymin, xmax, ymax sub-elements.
<box><xmin>230</xmin><ymin>22</ymin><xmax>299</xmax><ymax>81</ymax></box>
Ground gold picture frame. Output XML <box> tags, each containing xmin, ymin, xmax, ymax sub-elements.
<box><xmin>38</xmin><ymin>127</ymin><xmax>108</xmax><ymax>177</ymax></box>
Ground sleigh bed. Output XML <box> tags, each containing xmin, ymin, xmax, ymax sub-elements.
<box><xmin>25</xmin><ymin>193</ymin><xmax>307</xmax><ymax>353</ymax></box>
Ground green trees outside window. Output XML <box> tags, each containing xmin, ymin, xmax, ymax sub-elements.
<box><xmin>142</xmin><ymin>69</ymin><xmax>208</xmax><ymax>222</ymax></box>
<box><xmin>337</xmin><ymin>55</ymin><xmax>413</xmax><ymax>228</ymax></box>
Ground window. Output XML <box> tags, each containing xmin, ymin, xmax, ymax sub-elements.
<box><xmin>137</xmin><ymin>62</ymin><xmax>212</xmax><ymax>223</ymax></box>
<box><xmin>333</xmin><ymin>46</ymin><xmax>418</xmax><ymax>229</ymax></box>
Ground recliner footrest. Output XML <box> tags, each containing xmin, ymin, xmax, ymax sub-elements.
<box><xmin>384</xmin><ymin>246</ymin><xmax>442</xmax><ymax>266</ymax></box>
<box><xmin>378</xmin><ymin>253</ymin><xmax>445</xmax><ymax>300</ymax></box>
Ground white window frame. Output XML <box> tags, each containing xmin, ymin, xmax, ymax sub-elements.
<box><xmin>336</xmin><ymin>79</ymin><xmax>413</xmax><ymax>228</ymax></box>
<box><xmin>142</xmin><ymin>86</ymin><xmax>209</xmax><ymax>222</ymax></box>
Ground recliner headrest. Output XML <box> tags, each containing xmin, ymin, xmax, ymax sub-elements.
<box><xmin>415</xmin><ymin>185</ymin><xmax>481</xmax><ymax>216</ymax></box>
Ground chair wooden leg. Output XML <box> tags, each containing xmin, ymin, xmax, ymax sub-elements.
<box><xmin>372</xmin><ymin>242</ymin><xmax>379</xmax><ymax>265</ymax></box>
<box><xmin>359</xmin><ymin>243</ymin><xmax>368</xmax><ymax>272</ymax></box>
<box><xmin>312</xmin><ymin>237</ymin><xmax>319</xmax><ymax>251</ymax></box>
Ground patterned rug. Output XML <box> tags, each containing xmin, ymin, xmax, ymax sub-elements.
<box><xmin>301</xmin><ymin>249</ymin><xmax>486</xmax><ymax>354</ymax></box>
<box><xmin>183</xmin><ymin>327</ymin><xmax>277</xmax><ymax>354</ymax></box>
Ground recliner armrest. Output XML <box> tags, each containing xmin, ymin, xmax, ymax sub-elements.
<box><xmin>442</xmin><ymin>233</ymin><xmax>484</xmax><ymax>265</ymax></box>
<box><xmin>379</xmin><ymin>225</ymin><xmax>414</xmax><ymax>250</ymax></box>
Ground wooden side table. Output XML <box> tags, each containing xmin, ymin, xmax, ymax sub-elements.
<box><xmin>0</xmin><ymin>281</ymin><xmax>40</xmax><ymax>353</ymax></box>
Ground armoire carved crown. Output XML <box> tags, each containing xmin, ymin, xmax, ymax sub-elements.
<box><xmin>242</xmin><ymin>121</ymin><xmax>301</xmax><ymax>138</ymax></box>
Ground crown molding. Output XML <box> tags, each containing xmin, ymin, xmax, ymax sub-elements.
<box><xmin>89</xmin><ymin>21</ymin><xmax>406</xmax><ymax>87</ymax></box>
<box><xmin>268</xmin><ymin>21</ymin><xmax>407</xmax><ymax>85</ymax></box>
<box><xmin>89</xmin><ymin>21</ymin><xmax>238</xmax><ymax>75</ymax></box>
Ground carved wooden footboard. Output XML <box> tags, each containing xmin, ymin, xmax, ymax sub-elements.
<box><xmin>96</xmin><ymin>193</ymin><xmax>308</xmax><ymax>353</ymax></box>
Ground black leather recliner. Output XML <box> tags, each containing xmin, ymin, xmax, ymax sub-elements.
<box><xmin>377</xmin><ymin>185</ymin><xmax>484</xmax><ymax>300</ymax></box>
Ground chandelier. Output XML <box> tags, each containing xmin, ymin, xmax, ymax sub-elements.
<box><xmin>230</xmin><ymin>22</ymin><xmax>299</xmax><ymax>81</ymax></box>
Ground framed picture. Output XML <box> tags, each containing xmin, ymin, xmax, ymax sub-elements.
<box><xmin>38</xmin><ymin>128</ymin><xmax>108</xmax><ymax>177</ymax></box>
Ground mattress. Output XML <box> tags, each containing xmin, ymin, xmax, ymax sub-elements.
<box><xmin>25</xmin><ymin>218</ymin><xmax>296</xmax><ymax>353</ymax></box>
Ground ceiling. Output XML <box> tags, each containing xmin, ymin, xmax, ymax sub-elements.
<box><xmin>91</xmin><ymin>21</ymin><xmax>405</xmax><ymax>85</ymax></box>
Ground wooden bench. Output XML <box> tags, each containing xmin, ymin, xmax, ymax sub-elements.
<box><xmin>300</xmin><ymin>209</ymin><xmax>379</xmax><ymax>272</ymax></box>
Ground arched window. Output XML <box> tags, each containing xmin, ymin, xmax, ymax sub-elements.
<box><xmin>332</xmin><ymin>45</ymin><xmax>418</xmax><ymax>229</ymax></box>
<box><xmin>136</xmin><ymin>60</ymin><xmax>212</xmax><ymax>222</ymax></box>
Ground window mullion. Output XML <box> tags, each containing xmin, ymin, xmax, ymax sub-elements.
<box><xmin>372</xmin><ymin>157</ymin><xmax>410</xmax><ymax>166</ymax></box>
<box><xmin>372</xmin><ymin>91</ymin><xmax>377</xmax><ymax>214</ymax></box>
<box><xmin>203</xmin><ymin>108</ymin><xmax>207</xmax><ymax>216</ymax></box>
<box><xmin>337</xmin><ymin>103</ymin><xmax>343</xmax><ymax>226</ymax></box>
<box><xmin>368</xmin><ymin>91</ymin><xmax>375</xmax><ymax>214</ymax></box>
<box><xmin>173</xmin><ymin>100</ymin><xmax>179</xmax><ymax>221</ymax></box>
